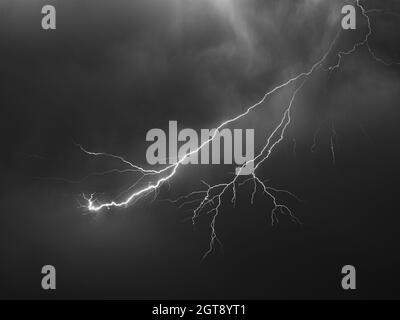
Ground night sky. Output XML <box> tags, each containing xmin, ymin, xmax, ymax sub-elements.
<box><xmin>1</xmin><ymin>0</ymin><xmax>400</xmax><ymax>299</ymax></box>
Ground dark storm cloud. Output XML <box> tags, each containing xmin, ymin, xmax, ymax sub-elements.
<box><xmin>1</xmin><ymin>0</ymin><xmax>400</xmax><ymax>299</ymax></box>
<box><xmin>0</xmin><ymin>0</ymin><xmax>345</xmax><ymax>165</ymax></box>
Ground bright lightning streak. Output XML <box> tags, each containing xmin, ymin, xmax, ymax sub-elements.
<box><xmin>65</xmin><ymin>0</ymin><xmax>399</xmax><ymax>256</ymax></box>
<box><xmin>330</xmin><ymin>120</ymin><xmax>337</xmax><ymax>166</ymax></box>
<box><xmin>84</xmin><ymin>28</ymin><xmax>340</xmax><ymax>212</ymax></box>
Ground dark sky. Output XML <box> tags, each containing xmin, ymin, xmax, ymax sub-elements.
<box><xmin>1</xmin><ymin>0</ymin><xmax>400</xmax><ymax>299</ymax></box>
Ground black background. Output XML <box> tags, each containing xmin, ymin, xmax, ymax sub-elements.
<box><xmin>1</xmin><ymin>0</ymin><xmax>400</xmax><ymax>299</ymax></box>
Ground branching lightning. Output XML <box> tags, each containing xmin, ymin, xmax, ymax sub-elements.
<box><xmin>47</xmin><ymin>0</ymin><xmax>399</xmax><ymax>257</ymax></box>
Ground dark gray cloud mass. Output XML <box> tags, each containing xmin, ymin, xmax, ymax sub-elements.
<box><xmin>0</xmin><ymin>0</ymin><xmax>400</xmax><ymax>299</ymax></box>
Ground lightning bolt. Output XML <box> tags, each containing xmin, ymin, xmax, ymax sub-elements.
<box><xmin>330</xmin><ymin>120</ymin><xmax>337</xmax><ymax>166</ymax></box>
<box><xmin>83</xmin><ymin>26</ymin><xmax>338</xmax><ymax>212</ymax></box>
<box><xmin>45</xmin><ymin>0</ymin><xmax>399</xmax><ymax>257</ymax></box>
